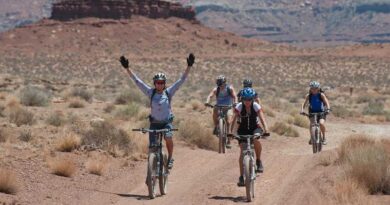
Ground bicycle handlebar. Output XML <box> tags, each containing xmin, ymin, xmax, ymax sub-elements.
<box><xmin>132</xmin><ymin>128</ymin><xmax>178</xmax><ymax>133</ymax></box>
<box><xmin>300</xmin><ymin>110</ymin><xmax>330</xmax><ymax>117</ymax></box>
<box><xmin>228</xmin><ymin>133</ymin><xmax>270</xmax><ymax>140</ymax></box>
<box><xmin>205</xmin><ymin>103</ymin><xmax>233</xmax><ymax>109</ymax></box>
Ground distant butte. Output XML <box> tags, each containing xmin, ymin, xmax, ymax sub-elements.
<box><xmin>50</xmin><ymin>0</ymin><xmax>196</xmax><ymax>21</ymax></box>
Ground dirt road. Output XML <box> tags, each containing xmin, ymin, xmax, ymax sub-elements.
<box><xmin>77</xmin><ymin>120</ymin><xmax>390</xmax><ymax>205</ymax></box>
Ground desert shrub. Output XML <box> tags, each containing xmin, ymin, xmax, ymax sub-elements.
<box><xmin>0</xmin><ymin>104</ymin><xmax>5</xmax><ymax>117</ymax></box>
<box><xmin>68</xmin><ymin>98</ymin><xmax>85</xmax><ymax>108</ymax></box>
<box><xmin>190</xmin><ymin>99</ymin><xmax>205</xmax><ymax>111</ymax></box>
<box><xmin>363</xmin><ymin>100</ymin><xmax>385</xmax><ymax>115</ymax></box>
<box><xmin>290</xmin><ymin>114</ymin><xmax>309</xmax><ymax>128</ymax></box>
<box><xmin>103</xmin><ymin>103</ymin><xmax>115</xmax><ymax>113</ymax></box>
<box><xmin>115</xmin><ymin>102</ymin><xmax>140</xmax><ymax>120</ymax></box>
<box><xmin>48</xmin><ymin>157</ymin><xmax>76</xmax><ymax>177</ymax></box>
<box><xmin>85</xmin><ymin>155</ymin><xmax>108</xmax><ymax>176</ymax></box>
<box><xmin>263</xmin><ymin>108</ymin><xmax>275</xmax><ymax>117</ymax></box>
<box><xmin>19</xmin><ymin>86</ymin><xmax>49</xmax><ymax>107</ymax></box>
<box><xmin>70</xmin><ymin>87</ymin><xmax>92</xmax><ymax>102</ymax></box>
<box><xmin>0</xmin><ymin>169</ymin><xmax>18</xmax><ymax>194</ymax></box>
<box><xmin>332</xmin><ymin>105</ymin><xmax>356</xmax><ymax>118</ymax></box>
<box><xmin>178</xmin><ymin>119</ymin><xmax>218</xmax><ymax>151</ymax></box>
<box><xmin>9</xmin><ymin>107</ymin><xmax>34</xmax><ymax>126</ymax></box>
<box><xmin>270</xmin><ymin>122</ymin><xmax>299</xmax><ymax>137</ymax></box>
<box><xmin>356</xmin><ymin>95</ymin><xmax>371</xmax><ymax>104</ymax></box>
<box><xmin>46</xmin><ymin>111</ymin><xmax>65</xmax><ymax>127</ymax></box>
<box><xmin>115</xmin><ymin>88</ymin><xmax>146</xmax><ymax>105</ymax></box>
<box><xmin>56</xmin><ymin>132</ymin><xmax>81</xmax><ymax>152</ymax></box>
<box><xmin>338</xmin><ymin>135</ymin><xmax>390</xmax><ymax>194</ymax></box>
<box><xmin>82</xmin><ymin>121</ymin><xmax>134</xmax><ymax>155</ymax></box>
<box><xmin>19</xmin><ymin>129</ymin><xmax>33</xmax><ymax>142</ymax></box>
<box><xmin>335</xmin><ymin>178</ymin><xmax>369</xmax><ymax>205</ymax></box>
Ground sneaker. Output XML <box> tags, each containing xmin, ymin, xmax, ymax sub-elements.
<box><xmin>226</xmin><ymin>140</ymin><xmax>232</xmax><ymax>149</ymax></box>
<box><xmin>167</xmin><ymin>158</ymin><xmax>174</xmax><ymax>169</ymax></box>
<box><xmin>213</xmin><ymin>127</ymin><xmax>218</xmax><ymax>135</ymax></box>
<box><xmin>237</xmin><ymin>176</ymin><xmax>245</xmax><ymax>187</ymax></box>
<box><xmin>308</xmin><ymin>139</ymin><xmax>312</xmax><ymax>145</ymax></box>
<box><xmin>322</xmin><ymin>139</ymin><xmax>327</xmax><ymax>145</ymax></box>
<box><xmin>256</xmin><ymin>160</ymin><xmax>264</xmax><ymax>173</ymax></box>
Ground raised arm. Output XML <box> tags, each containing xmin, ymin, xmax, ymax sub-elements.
<box><xmin>119</xmin><ymin>56</ymin><xmax>151</xmax><ymax>96</ymax></box>
<box><xmin>166</xmin><ymin>54</ymin><xmax>195</xmax><ymax>96</ymax></box>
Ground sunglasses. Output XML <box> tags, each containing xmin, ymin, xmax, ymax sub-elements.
<box><xmin>155</xmin><ymin>81</ymin><xmax>165</xmax><ymax>85</ymax></box>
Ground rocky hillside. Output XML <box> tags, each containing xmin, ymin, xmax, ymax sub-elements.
<box><xmin>180</xmin><ymin>0</ymin><xmax>390</xmax><ymax>45</ymax></box>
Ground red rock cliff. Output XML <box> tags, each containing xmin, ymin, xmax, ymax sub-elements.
<box><xmin>50</xmin><ymin>0</ymin><xmax>195</xmax><ymax>21</ymax></box>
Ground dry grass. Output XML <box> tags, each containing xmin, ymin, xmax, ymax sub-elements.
<box><xmin>68</xmin><ymin>97</ymin><xmax>85</xmax><ymax>108</ymax></box>
<box><xmin>338</xmin><ymin>135</ymin><xmax>390</xmax><ymax>194</ymax></box>
<box><xmin>114</xmin><ymin>88</ymin><xmax>147</xmax><ymax>105</ymax></box>
<box><xmin>19</xmin><ymin>129</ymin><xmax>33</xmax><ymax>142</ymax></box>
<box><xmin>335</xmin><ymin>178</ymin><xmax>370</xmax><ymax>205</ymax></box>
<box><xmin>115</xmin><ymin>102</ymin><xmax>140</xmax><ymax>120</ymax></box>
<box><xmin>9</xmin><ymin>106</ymin><xmax>34</xmax><ymax>126</ymax></box>
<box><xmin>263</xmin><ymin>108</ymin><xmax>275</xmax><ymax>117</ymax></box>
<box><xmin>46</xmin><ymin>111</ymin><xmax>65</xmax><ymax>127</ymax></box>
<box><xmin>270</xmin><ymin>122</ymin><xmax>300</xmax><ymax>137</ymax></box>
<box><xmin>290</xmin><ymin>114</ymin><xmax>309</xmax><ymax>128</ymax></box>
<box><xmin>48</xmin><ymin>157</ymin><xmax>76</xmax><ymax>177</ymax></box>
<box><xmin>103</xmin><ymin>103</ymin><xmax>115</xmax><ymax>113</ymax></box>
<box><xmin>56</xmin><ymin>132</ymin><xmax>81</xmax><ymax>152</ymax></box>
<box><xmin>318</xmin><ymin>152</ymin><xmax>336</xmax><ymax>166</ymax></box>
<box><xmin>70</xmin><ymin>87</ymin><xmax>93</xmax><ymax>103</ymax></box>
<box><xmin>85</xmin><ymin>155</ymin><xmax>108</xmax><ymax>176</ymax></box>
<box><xmin>178</xmin><ymin>118</ymin><xmax>218</xmax><ymax>151</ymax></box>
<box><xmin>0</xmin><ymin>169</ymin><xmax>18</xmax><ymax>194</ymax></box>
<box><xmin>190</xmin><ymin>99</ymin><xmax>205</xmax><ymax>111</ymax></box>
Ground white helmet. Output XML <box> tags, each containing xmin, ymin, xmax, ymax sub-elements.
<box><xmin>309</xmin><ymin>81</ymin><xmax>320</xmax><ymax>88</ymax></box>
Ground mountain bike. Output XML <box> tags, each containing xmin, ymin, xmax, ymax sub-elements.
<box><xmin>230</xmin><ymin>132</ymin><xmax>270</xmax><ymax>202</ymax></box>
<box><xmin>205</xmin><ymin>103</ymin><xmax>232</xmax><ymax>154</ymax></box>
<box><xmin>132</xmin><ymin>128</ymin><xmax>178</xmax><ymax>199</ymax></box>
<box><xmin>300</xmin><ymin>112</ymin><xmax>327</xmax><ymax>154</ymax></box>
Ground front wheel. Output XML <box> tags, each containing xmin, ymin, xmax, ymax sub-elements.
<box><xmin>244</xmin><ymin>155</ymin><xmax>254</xmax><ymax>202</ymax></box>
<box><xmin>218</xmin><ymin>118</ymin><xmax>225</xmax><ymax>154</ymax></box>
<box><xmin>311</xmin><ymin>126</ymin><xmax>318</xmax><ymax>154</ymax></box>
<box><xmin>159</xmin><ymin>153</ymin><xmax>168</xmax><ymax>195</ymax></box>
<box><xmin>147</xmin><ymin>153</ymin><xmax>157</xmax><ymax>199</ymax></box>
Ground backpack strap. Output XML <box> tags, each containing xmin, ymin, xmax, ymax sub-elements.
<box><xmin>150</xmin><ymin>89</ymin><xmax>170</xmax><ymax>108</ymax></box>
<box><xmin>216</xmin><ymin>85</ymin><xmax>232</xmax><ymax>98</ymax></box>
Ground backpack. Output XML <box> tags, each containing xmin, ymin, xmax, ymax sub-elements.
<box><xmin>150</xmin><ymin>89</ymin><xmax>170</xmax><ymax>108</ymax></box>
<box><xmin>216</xmin><ymin>85</ymin><xmax>232</xmax><ymax>98</ymax></box>
<box><xmin>308</xmin><ymin>88</ymin><xmax>326</xmax><ymax>112</ymax></box>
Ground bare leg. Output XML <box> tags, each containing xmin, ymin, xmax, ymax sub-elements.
<box><xmin>319</xmin><ymin>119</ymin><xmax>326</xmax><ymax>141</ymax></box>
<box><xmin>165</xmin><ymin>138</ymin><xmax>173</xmax><ymax>159</ymax></box>
<box><xmin>254</xmin><ymin>139</ymin><xmax>262</xmax><ymax>161</ymax></box>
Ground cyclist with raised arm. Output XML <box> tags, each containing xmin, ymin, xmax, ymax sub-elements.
<box><xmin>300</xmin><ymin>81</ymin><xmax>331</xmax><ymax>145</ymax></box>
<box><xmin>205</xmin><ymin>75</ymin><xmax>237</xmax><ymax>148</ymax></box>
<box><xmin>119</xmin><ymin>54</ymin><xmax>195</xmax><ymax>169</ymax></box>
<box><xmin>237</xmin><ymin>79</ymin><xmax>260</xmax><ymax>104</ymax></box>
<box><xmin>230</xmin><ymin>88</ymin><xmax>269</xmax><ymax>187</ymax></box>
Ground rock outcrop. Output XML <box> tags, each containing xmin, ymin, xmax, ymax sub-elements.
<box><xmin>50</xmin><ymin>0</ymin><xmax>195</xmax><ymax>21</ymax></box>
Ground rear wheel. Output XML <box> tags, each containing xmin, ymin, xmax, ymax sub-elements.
<box><xmin>244</xmin><ymin>155</ymin><xmax>253</xmax><ymax>202</ymax></box>
<box><xmin>159</xmin><ymin>154</ymin><xmax>168</xmax><ymax>195</ymax></box>
<box><xmin>147</xmin><ymin>153</ymin><xmax>157</xmax><ymax>199</ymax></box>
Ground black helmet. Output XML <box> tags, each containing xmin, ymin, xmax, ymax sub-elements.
<box><xmin>243</xmin><ymin>79</ymin><xmax>252</xmax><ymax>88</ymax></box>
<box><xmin>153</xmin><ymin>72</ymin><xmax>167</xmax><ymax>82</ymax></box>
<box><xmin>216</xmin><ymin>75</ymin><xmax>226</xmax><ymax>86</ymax></box>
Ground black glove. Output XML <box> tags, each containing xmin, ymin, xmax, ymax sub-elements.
<box><xmin>119</xmin><ymin>56</ymin><xmax>129</xmax><ymax>69</ymax></box>
<box><xmin>187</xmin><ymin>53</ymin><xmax>195</xmax><ymax>67</ymax></box>
<box><xmin>325</xmin><ymin>109</ymin><xmax>331</xmax><ymax>115</ymax></box>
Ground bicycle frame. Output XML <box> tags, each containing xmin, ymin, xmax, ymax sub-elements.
<box><xmin>239</xmin><ymin>135</ymin><xmax>257</xmax><ymax>180</ymax></box>
<box><xmin>301</xmin><ymin>112</ymin><xmax>325</xmax><ymax>153</ymax></box>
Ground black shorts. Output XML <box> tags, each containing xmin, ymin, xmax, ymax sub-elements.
<box><xmin>237</xmin><ymin>128</ymin><xmax>262</xmax><ymax>144</ymax></box>
<box><xmin>309</xmin><ymin>113</ymin><xmax>326</xmax><ymax>124</ymax></box>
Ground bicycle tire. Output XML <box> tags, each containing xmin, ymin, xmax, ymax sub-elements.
<box><xmin>218</xmin><ymin>118</ymin><xmax>224</xmax><ymax>154</ymax></box>
<box><xmin>159</xmin><ymin>153</ymin><xmax>168</xmax><ymax>195</ymax></box>
<box><xmin>312</xmin><ymin>126</ymin><xmax>317</xmax><ymax>154</ymax></box>
<box><xmin>244</xmin><ymin>155</ymin><xmax>253</xmax><ymax>202</ymax></box>
<box><xmin>147</xmin><ymin>153</ymin><xmax>157</xmax><ymax>199</ymax></box>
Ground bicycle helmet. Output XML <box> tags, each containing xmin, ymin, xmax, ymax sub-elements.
<box><xmin>309</xmin><ymin>81</ymin><xmax>320</xmax><ymax>89</ymax></box>
<box><xmin>241</xmin><ymin>87</ymin><xmax>256</xmax><ymax>100</ymax></box>
<box><xmin>153</xmin><ymin>72</ymin><xmax>167</xmax><ymax>82</ymax></box>
<box><xmin>216</xmin><ymin>75</ymin><xmax>226</xmax><ymax>86</ymax></box>
<box><xmin>243</xmin><ymin>79</ymin><xmax>252</xmax><ymax>88</ymax></box>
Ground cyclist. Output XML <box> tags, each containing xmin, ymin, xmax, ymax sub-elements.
<box><xmin>205</xmin><ymin>75</ymin><xmax>237</xmax><ymax>148</ymax></box>
<box><xmin>300</xmin><ymin>81</ymin><xmax>331</xmax><ymax>145</ymax></box>
<box><xmin>230</xmin><ymin>87</ymin><xmax>269</xmax><ymax>186</ymax></box>
<box><xmin>119</xmin><ymin>54</ymin><xmax>195</xmax><ymax>169</ymax></box>
<box><xmin>237</xmin><ymin>79</ymin><xmax>260</xmax><ymax>104</ymax></box>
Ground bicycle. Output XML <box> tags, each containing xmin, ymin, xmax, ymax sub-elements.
<box><xmin>205</xmin><ymin>103</ymin><xmax>232</xmax><ymax>154</ymax></box>
<box><xmin>300</xmin><ymin>112</ymin><xmax>327</xmax><ymax>154</ymax></box>
<box><xmin>132</xmin><ymin>128</ymin><xmax>178</xmax><ymax>199</ymax></box>
<box><xmin>230</xmin><ymin>132</ymin><xmax>269</xmax><ymax>202</ymax></box>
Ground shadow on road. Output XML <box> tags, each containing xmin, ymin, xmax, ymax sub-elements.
<box><xmin>117</xmin><ymin>193</ymin><xmax>151</xmax><ymax>200</ymax></box>
<box><xmin>209</xmin><ymin>195</ymin><xmax>247</xmax><ymax>203</ymax></box>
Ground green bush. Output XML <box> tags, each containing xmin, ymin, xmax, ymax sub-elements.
<box><xmin>19</xmin><ymin>86</ymin><xmax>49</xmax><ymax>107</ymax></box>
<box><xmin>70</xmin><ymin>87</ymin><xmax>92</xmax><ymax>102</ymax></box>
<box><xmin>271</xmin><ymin>122</ymin><xmax>299</xmax><ymax>137</ymax></box>
<box><xmin>363</xmin><ymin>100</ymin><xmax>384</xmax><ymax>115</ymax></box>
<box><xmin>115</xmin><ymin>103</ymin><xmax>140</xmax><ymax>120</ymax></box>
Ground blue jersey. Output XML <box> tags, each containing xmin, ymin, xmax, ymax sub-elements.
<box><xmin>216</xmin><ymin>86</ymin><xmax>233</xmax><ymax>106</ymax></box>
<box><xmin>309</xmin><ymin>93</ymin><xmax>324</xmax><ymax>112</ymax></box>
